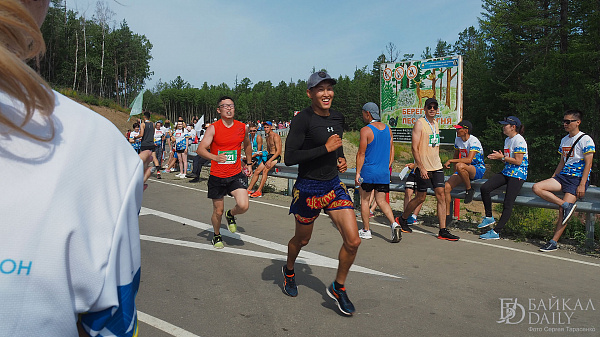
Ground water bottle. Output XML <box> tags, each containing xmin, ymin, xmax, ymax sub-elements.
<box><xmin>356</xmin><ymin>177</ymin><xmax>363</xmax><ymax>188</ymax></box>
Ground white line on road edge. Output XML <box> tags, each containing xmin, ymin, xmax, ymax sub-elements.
<box><xmin>137</xmin><ymin>311</ymin><xmax>201</xmax><ymax>337</ymax></box>
<box><xmin>366</xmin><ymin>221</ymin><xmax>600</xmax><ymax>268</ymax></box>
<box><xmin>140</xmin><ymin>207</ymin><xmax>401</xmax><ymax>279</ymax></box>
<box><xmin>145</xmin><ymin>181</ymin><xmax>600</xmax><ymax>268</ymax></box>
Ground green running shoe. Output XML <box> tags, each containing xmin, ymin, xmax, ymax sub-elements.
<box><xmin>212</xmin><ymin>234</ymin><xmax>224</xmax><ymax>249</ymax></box>
<box><xmin>225</xmin><ymin>209</ymin><xmax>237</xmax><ymax>233</ymax></box>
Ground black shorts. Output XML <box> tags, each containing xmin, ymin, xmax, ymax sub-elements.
<box><xmin>140</xmin><ymin>145</ymin><xmax>155</xmax><ymax>152</ymax></box>
<box><xmin>266</xmin><ymin>154</ymin><xmax>281</xmax><ymax>163</ymax></box>
<box><xmin>207</xmin><ymin>172</ymin><xmax>248</xmax><ymax>199</ymax></box>
<box><xmin>414</xmin><ymin>168</ymin><xmax>445</xmax><ymax>192</ymax></box>
<box><xmin>361</xmin><ymin>182</ymin><xmax>390</xmax><ymax>193</ymax></box>
<box><xmin>176</xmin><ymin>149</ymin><xmax>185</xmax><ymax>154</ymax></box>
<box><xmin>405</xmin><ymin>172</ymin><xmax>417</xmax><ymax>191</ymax></box>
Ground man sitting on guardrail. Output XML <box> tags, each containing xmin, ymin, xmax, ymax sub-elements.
<box><xmin>248</xmin><ymin>121</ymin><xmax>282</xmax><ymax>198</ymax></box>
<box><xmin>532</xmin><ymin>110</ymin><xmax>595</xmax><ymax>252</ymax></box>
<box><xmin>443</xmin><ymin>120</ymin><xmax>486</xmax><ymax>226</ymax></box>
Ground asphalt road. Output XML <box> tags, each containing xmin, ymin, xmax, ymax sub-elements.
<box><xmin>136</xmin><ymin>177</ymin><xmax>599</xmax><ymax>337</ymax></box>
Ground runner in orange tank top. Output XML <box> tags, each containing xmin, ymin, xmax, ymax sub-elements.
<box><xmin>197</xmin><ymin>96</ymin><xmax>253</xmax><ymax>249</ymax></box>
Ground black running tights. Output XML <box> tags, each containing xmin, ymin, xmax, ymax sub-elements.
<box><xmin>480</xmin><ymin>173</ymin><xmax>525</xmax><ymax>233</ymax></box>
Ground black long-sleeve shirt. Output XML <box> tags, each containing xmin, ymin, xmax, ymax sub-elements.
<box><xmin>284</xmin><ymin>106</ymin><xmax>345</xmax><ymax>180</ymax></box>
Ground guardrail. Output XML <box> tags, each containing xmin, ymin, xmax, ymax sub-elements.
<box><xmin>270</xmin><ymin>163</ymin><xmax>599</xmax><ymax>248</ymax></box>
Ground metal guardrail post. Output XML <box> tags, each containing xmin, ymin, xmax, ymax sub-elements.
<box><xmin>586</xmin><ymin>213</ymin><xmax>595</xmax><ymax>248</ymax></box>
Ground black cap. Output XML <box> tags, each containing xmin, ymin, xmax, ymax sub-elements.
<box><xmin>454</xmin><ymin>120</ymin><xmax>473</xmax><ymax>132</ymax></box>
<box><xmin>424</xmin><ymin>98</ymin><xmax>438</xmax><ymax>109</ymax></box>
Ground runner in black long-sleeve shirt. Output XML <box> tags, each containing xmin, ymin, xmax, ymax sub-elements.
<box><xmin>281</xmin><ymin>71</ymin><xmax>361</xmax><ymax>316</ymax></box>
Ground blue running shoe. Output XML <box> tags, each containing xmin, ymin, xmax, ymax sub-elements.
<box><xmin>282</xmin><ymin>266</ymin><xmax>298</xmax><ymax>297</ymax></box>
<box><xmin>407</xmin><ymin>215</ymin><xmax>416</xmax><ymax>225</ymax></box>
<box><xmin>327</xmin><ymin>282</ymin><xmax>355</xmax><ymax>316</ymax></box>
<box><xmin>539</xmin><ymin>240</ymin><xmax>558</xmax><ymax>252</ymax></box>
<box><xmin>478</xmin><ymin>217</ymin><xmax>496</xmax><ymax>229</ymax></box>
<box><xmin>561</xmin><ymin>203</ymin><xmax>577</xmax><ymax>225</ymax></box>
<box><xmin>479</xmin><ymin>229</ymin><xmax>499</xmax><ymax>240</ymax></box>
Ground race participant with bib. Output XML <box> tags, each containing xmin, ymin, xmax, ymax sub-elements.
<box><xmin>197</xmin><ymin>96</ymin><xmax>253</xmax><ymax>249</ymax></box>
<box><xmin>282</xmin><ymin>71</ymin><xmax>360</xmax><ymax>316</ymax></box>
<box><xmin>533</xmin><ymin>110</ymin><xmax>595</xmax><ymax>252</ymax></box>
<box><xmin>396</xmin><ymin>98</ymin><xmax>460</xmax><ymax>241</ymax></box>
<box><xmin>478</xmin><ymin>116</ymin><xmax>528</xmax><ymax>240</ymax></box>
<box><xmin>443</xmin><ymin>120</ymin><xmax>486</xmax><ymax>225</ymax></box>
<box><xmin>171</xmin><ymin>121</ymin><xmax>190</xmax><ymax>179</ymax></box>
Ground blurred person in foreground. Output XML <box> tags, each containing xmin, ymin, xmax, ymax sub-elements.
<box><xmin>0</xmin><ymin>1</ymin><xmax>144</xmax><ymax>336</ymax></box>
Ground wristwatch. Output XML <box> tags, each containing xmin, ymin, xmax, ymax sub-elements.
<box><xmin>501</xmin><ymin>157</ymin><xmax>505</xmax><ymax>162</ymax></box>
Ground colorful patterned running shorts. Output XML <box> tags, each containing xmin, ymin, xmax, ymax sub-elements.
<box><xmin>289</xmin><ymin>176</ymin><xmax>354</xmax><ymax>224</ymax></box>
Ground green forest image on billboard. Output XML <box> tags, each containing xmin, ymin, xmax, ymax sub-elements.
<box><xmin>381</xmin><ymin>55</ymin><xmax>463</xmax><ymax>143</ymax></box>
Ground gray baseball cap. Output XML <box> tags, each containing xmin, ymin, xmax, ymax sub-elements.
<box><xmin>307</xmin><ymin>71</ymin><xmax>336</xmax><ymax>90</ymax></box>
<box><xmin>362</xmin><ymin>102</ymin><xmax>381</xmax><ymax>121</ymax></box>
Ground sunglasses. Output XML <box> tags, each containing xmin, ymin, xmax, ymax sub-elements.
<box><xmin>250</xmin><ymin>130</ymin><xmax>257</xmax><ymax>132</ymax></box>
<box><xmin>427</xmin><ymin>105</ymin><xmax>438</xmax><ymax>110</ymax></box>
<box><xmin>563</xmin><ymin>119</ymin><xmax>578</xmax><ymax>125</ymax></box>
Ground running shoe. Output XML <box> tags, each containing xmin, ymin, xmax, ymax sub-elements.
<box><xmin>395</xmin><ymin>217</ymin><xmax>412</xmax><ymax>233</ymax></box>
<box><xmin>211</xmin><ymin>234</ymin><xmax>224</xmax><ymax>249</ymax></box>
<box><xmin>156</xmin><ymin>173</ymin><xmax>162</xmax><ymax>179</ymax></box>
<box><xmin>247</xmin><ymin>189</ymin><xmax>254</xmax><ymax>196</ymax></box>
<box><xmin>225</xmin><ymin>210</ymin><xmax>237</xmax><ymax>233</ymax></box>
<box><xmin>358</xmin><ymin>229</ymin><xmax>372</xmax><ymax>239</ymax></box>
<box><xmin>391</xmin><ymin>223</ymin><xmax>402</xmax><ymax>243</ymax></box>
<box><xmin>250</xmin><ymin>190</ymin><xmax>262</xmax><ymax>198</ymax></box>
<box><xmin>369</xmin><ymin>212</ymin><xmax>375</xmax><ymax>218</ymax></box>
<box><xmin>438</xmin><ymin>228</ymin><xmax>460</xmax><ymax>241</ymax></box>
<box><xmin>539</xmin><ymin>240</ymin><xmax>558</xmax><ymax>252</ymax></box>
<box><xmin>478</xmin><ymin>217</ymin><xmax>496</xmax><ymax>229</ymax></box>
<box><xmin>327</xmin><ymin>282</ymin><xmax>355</xmax><ymax>316</ymax></box>
<box><xmin>561</xmin><ymin>203</ymin><xmax>577</xmax><ymax>225</ymax></box>
<box><xmin>464</xmin><ymin>188</ymin><xmax>475</xmax><ymax>204</ymax></box>
<box><xmin>282</xmin><ymin>266</ymin><xmax>298</xmax><ymax>297</ymax></box>
<box><xmin>479</xmin><ymin>229</ymin><xmax>500</xmax><ymax>240</ymax></box>
<box><xmin>407</xmin><ymin>215</ymin><xmax>418</xmax><ymax>225</ymax></box>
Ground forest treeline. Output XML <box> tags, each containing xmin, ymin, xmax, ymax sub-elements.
<box><xmin>36</xmin><ymin>0</ymin><xmax>598</xmax><ymax>184</ymax></box>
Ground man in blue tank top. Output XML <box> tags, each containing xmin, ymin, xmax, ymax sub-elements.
<box><xmin>355</xmin><ymin>102</ymin><xmax>401</xmax><ymax>242</ymax></box>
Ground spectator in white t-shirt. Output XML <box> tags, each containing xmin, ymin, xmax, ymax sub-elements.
<box><xmin>0</xmin><ymin>1</ymin><xmax>143</xmax><ymax>336</ymax></box>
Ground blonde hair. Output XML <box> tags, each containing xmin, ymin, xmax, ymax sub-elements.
<box><xmin>0</xmin><ymin>0</ymin><xmax>55</xmax><ymax>141</ymax></box>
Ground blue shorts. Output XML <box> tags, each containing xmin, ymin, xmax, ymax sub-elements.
<box><xmin>553</xmin><ymin>174</ymin><xmax>589</xmax><ymax>196</ymax></box>
<box><xmin>454</xmin><ymin>166</ymin><xmax>485</xmax><ymax>180</ymax></box>
<box><xmin>289</xmin><ymin>176</ymin><xmax>354</xmax><ymax>224</ymax></box>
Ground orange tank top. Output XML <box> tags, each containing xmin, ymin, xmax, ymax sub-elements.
<box><xmin>210</xmin><ymin>119</ymin><xmax>247</xmax><ymax>178</ymax></box>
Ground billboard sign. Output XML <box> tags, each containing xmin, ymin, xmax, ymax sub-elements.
<box><xmin>380</xmin><ymin>55</ymin><xmax>463</xmax><ymax>144</ymax></box>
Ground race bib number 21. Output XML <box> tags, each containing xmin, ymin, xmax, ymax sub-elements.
<box><xmin>218</xmin><ymin>150</ymin><xmax>237</xmax><ymax>164</ymax></box>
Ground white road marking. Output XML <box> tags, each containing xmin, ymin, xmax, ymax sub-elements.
<box><xmin>367</xmin><ymin>221</ymin><xmax>600</xmax><ymax>268</ymax></box>
<box><xmin>140</xmin><ymin>207</ymin><xmax>401</xmax><ymax>279</ymax></box>
<box><xmin>137</xmin><ymin>311</ymin><xmax>201</xmax><ymax>337</ymax></box>
<box><xmin>145</xmin><ymin>180</ymin><xmax>600</xmax><ymax>268</ymax></box>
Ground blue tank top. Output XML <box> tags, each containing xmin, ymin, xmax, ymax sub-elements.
<box><xmin>361</xmin><ymin>124</ymin><xmax>391</xmax><ymax>184</ymax></box>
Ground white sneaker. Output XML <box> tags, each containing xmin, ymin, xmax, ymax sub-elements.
<box><xmin>358</xmin><ymin>229</ymin><xmax>372</xmax><ymax>239</ymax></box>
<box><xmin>177</xmin><ymin>173</ymin><xmax>186</xmax><ymax>178</ymax></box>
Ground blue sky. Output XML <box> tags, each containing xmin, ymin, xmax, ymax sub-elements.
<box><xmin>69</xmin><ymin>0</ymin><xmax>484</xmax><ymax>90</ymax></box>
